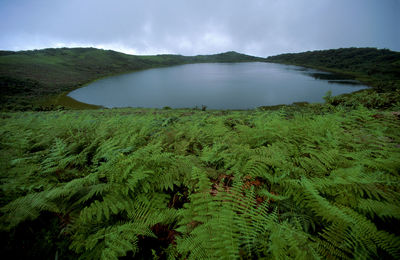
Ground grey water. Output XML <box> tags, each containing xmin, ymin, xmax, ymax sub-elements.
<box><xmin>68</xmin><ymin>62</ymin><xmax>368</xmax><ymax>109</ymax></box>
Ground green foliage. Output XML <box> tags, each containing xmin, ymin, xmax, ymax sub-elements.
<box><xmin>1</xmin><ymin>105</ymin><xmax>399</xmax><ymax>259</ymax></box>
<box><xmin>266</xmin><ymin>47</ymin><xmax>400</xmax><ymax>91</ymax></box>
<box><xmin>325</xmin><ymin>89</ymin><xmax>400</xmax><ymax>109</ymax></box>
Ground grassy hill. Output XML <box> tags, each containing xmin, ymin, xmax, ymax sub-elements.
<box><xmin>2</xmin><ymin>47</ymin><xmax>399</xmax><ymax>111</ymax></box>
<box><xmin>265</xmin><ymin>47</ymin><xmax>400</xmax><ymax>90</ymax></box>
<box><xmin>0</xmin><ymin>48</ymin><xmax>264</xmax><ymax>110</ymax></box>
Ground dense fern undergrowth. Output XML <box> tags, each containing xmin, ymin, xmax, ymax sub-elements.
<box><xmin>1</xmin><ymin>103</ymin><xmax>400</xmax><ymax>259</ymax></box>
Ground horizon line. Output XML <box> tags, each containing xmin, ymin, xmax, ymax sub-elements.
<box><xmin>0</xmin><ymin>46</ymin><xmax>397</xmax><ymax>58</ymax></box>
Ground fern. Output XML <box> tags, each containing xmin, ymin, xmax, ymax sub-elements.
<box><xmin>1</xmin><ymin>106</ymin><xmax>399</xmax><ymax>258</ymax></box>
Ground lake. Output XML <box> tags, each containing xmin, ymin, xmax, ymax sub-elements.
<box><xmin>68</xmin><ymin>62</ymin><xmax>367</xmax><ymax>109</ymax></box>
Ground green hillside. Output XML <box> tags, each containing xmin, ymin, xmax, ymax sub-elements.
<box><xmin>266</xmin><ymin>47</ymin><xmax>400</xmax><ymax>90</ymax></box>
<box><xmin>2</xmin><ymin>47</ymin><xmax>399</xmax><ymax>111</ymax></box>
<box><xmin>0</xmin><ymin>48</ymin><xmax>264</xmax><ymax>110</ymax></box>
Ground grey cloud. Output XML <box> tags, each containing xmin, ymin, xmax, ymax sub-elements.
<box><xmin>0</xmin><ymin>0</ymin><xmax>399</xmax><ymax>56</ymax></box>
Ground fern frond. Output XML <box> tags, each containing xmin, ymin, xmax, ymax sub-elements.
<box><xmin>1</xmin><ymin>191</ymin><xmax>59</xmax><ymax>229</ymax></box>
<box><xmin>358</xmin><ymin>199</ymin><xmax>400</xmax><ymax>219</ymax></box>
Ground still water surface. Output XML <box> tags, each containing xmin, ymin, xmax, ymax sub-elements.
<box><xmin>68</xmin><ymin>62</ymin><xmax>367</xmax><ymax>109</ymax></box>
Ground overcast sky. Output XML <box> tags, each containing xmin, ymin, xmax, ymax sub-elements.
<box><xmin>0</xmin><ymin>0</ymin><xmax>399</xmax><ymax>57</ymax></box>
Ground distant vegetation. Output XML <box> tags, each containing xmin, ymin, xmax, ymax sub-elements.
<box><xmin>266</xmin><ymin>47</ymin><xmax>400</xmax><ymax>90</ymax></box>
<box><xmin>0</xmin><ymin>48</ymin><xmax>264</xmax><ymax>110</ymax></box>
<box><xmin>1</xmin><ymin>47</ymin><xmax>400</xmax><ymax>259</ymax></box>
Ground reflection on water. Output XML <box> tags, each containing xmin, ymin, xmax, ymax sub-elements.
<box><xmin>307</xmin><ymin>72</ymin><xmax>354</xmax><ymax>80</ymax></box>
<box><xmin>328</xmin><ymin>80</ymin><xmax>363</xmax><ymax>85</ymax></box>
<box><xmin>68</xmin><ymin>62</ymin><xmax>368</xmax><ymax>109</ymax></box>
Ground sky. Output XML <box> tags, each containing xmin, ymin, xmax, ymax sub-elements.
<box><xmin>0</xmin><ymin>0</ymin><xmax>399</xmax><ymax>57</ymax></box>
